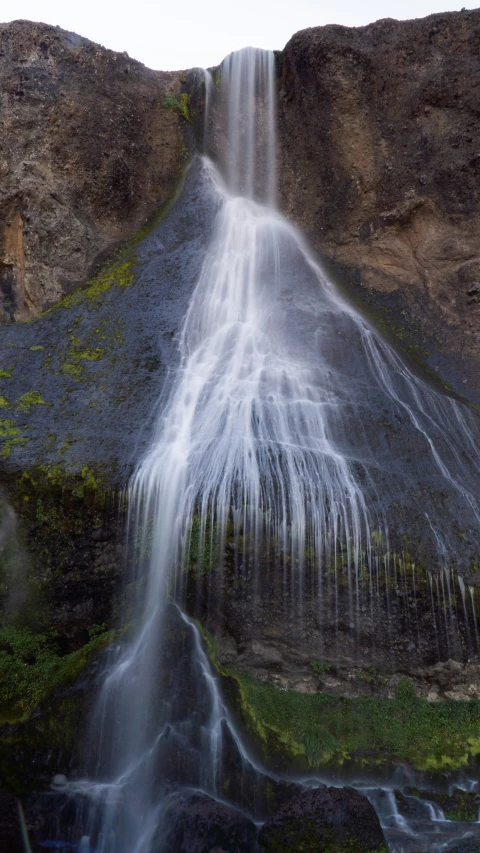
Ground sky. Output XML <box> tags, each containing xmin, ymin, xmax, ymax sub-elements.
<box><xmin>1</xmin><ymin>0</ymin><xmax>478</xmax><ymax>70</ymax></box>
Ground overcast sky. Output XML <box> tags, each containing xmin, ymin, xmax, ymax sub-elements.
<box><xmin>1</xmin><ymin>0</ymin><xmax>478</xmax><ymax>70</ymax></box>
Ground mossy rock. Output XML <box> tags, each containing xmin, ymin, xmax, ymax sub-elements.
<box><xmin>404</xmin><ymin>786</ymin><xmax>480</xmax><ymax>822</ymax></box>
<box><xmin>258</xmin><ymin>787</ymin><xmax>387</xmax><ymax>853</ymax></box>
<box><xmin>198</xmin><ymin>625</ymin><xmax>480</xmax><ymax>776</ymax></box>
<box><xmin>0</xmin><ymin>650</ymin><xmax>105</xmax><ymax>794</ymax></box>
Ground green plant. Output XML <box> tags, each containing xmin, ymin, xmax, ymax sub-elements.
<box><xmin>0</xmin><ymin>626</ymin><xmax>113</xmax><ymax>721</ymax></box>
<box><xmin>164</xmin><ymin>93</ymin><xmax>191</xmax><ymax>122</ymax></box>
<box><xmin>198</xmin><ymin>625</ymin><xmax>480</xmax><ymax>774</ymax></box>
<box><xmin>310</xmin><ymin>660</ymin><xmax>332</xmax><ymax>676</ymax></box>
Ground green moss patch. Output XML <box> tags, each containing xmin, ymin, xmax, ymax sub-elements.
<box><xmin>0</xmin><ymin>625</ymin><xmax>113</xmax><ymax>723</ymax></box>
<box><xmin>260</xmin><ymin>824</ymin><xmax>387</xmax><ymax>853</ymax></box>
<box><xmin>164</xmin><ymin>92</ymin><xmax>191</xmax><ymax>122</ymax></box>
<box><xmin>199</xmin><ymin>628</ymin><xmax>480</xmax><ymax>774</ymax></box>
<box><xmin>0</xmin><ymin>419</ymin><xmax>28</xmax><ymax>459</ymax></box>
<box><xmin>42</xmin><ymin>255</ymin><xmax>136</xmax><ymax>316</ymax></box>
<box><xmin>16</xmin><ymin>391</ymin><xmax>48</xmax><ymax>412</ymax></box>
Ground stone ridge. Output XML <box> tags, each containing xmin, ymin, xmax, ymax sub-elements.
<box><xmin>277</xmin><ymin>8</ymin><xmax>480</xmax><ymax>402</ymax></box>
<box><xmin>0</xmin><ymin>19</ymin><xmax>184</xmax><ymax>321</ymax></box>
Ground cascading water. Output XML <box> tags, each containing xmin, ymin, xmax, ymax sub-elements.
<box><xmin>69</xmin><ymin>46</ymin><xmax>480</xmax><ymax>852</ymax></box>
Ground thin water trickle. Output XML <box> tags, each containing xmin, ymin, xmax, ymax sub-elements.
<box><xmin>73</xmin><ymin>47</ymin><xmax>480</xmax><ymax>852</ymax></box>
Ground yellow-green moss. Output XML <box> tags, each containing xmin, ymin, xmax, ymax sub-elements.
<box><xmin>60</xmin><ymin>363</ymin><xmax>83</xmax><ymax>378</ymax></box>
<box><xmin>0</xmin><ymin>419</ymin><xmax>20</xmax><ymax>438</ymax></box>
<box><xmin>43</xmin><ymin>255</ymin><xmax>136</xmax><ymax>315</ymax></box>
<box><xmin>16</xmin><ymin>391</ymin><xmax>48</xmax><ymax>412</ymax></box>
<box><xmin>1</xmin><ymin>436</ymin><xmax>28</xmax><ymax>459</ymax></box>
<box><xmin>33</xmin><ymin>462</ymin><xmax>103</xmax><ymax>498</ymax></box>
<box><xmin>0</xmin><ymin>368</ymin><xmax>13</xmax><ymax>379</ymax></box>
<box><xmin>198</xmin><ymin>626</ymin><xmax>480</xmax><ymax>775</ymax></box>
<box><xmin>0</xmin><ymin>625</ymin><xmax>114</xmax><ymax>723</ymax></box>
<box><xmin>164</xmin><ymin>92</ymin><xmax>191</xmax><ymax>122</ymax></box>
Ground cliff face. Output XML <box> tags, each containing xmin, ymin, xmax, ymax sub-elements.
<box><xmin>2</xmin><ymin>11</ymin><xmax>480</xmax><ymax>793</ymax></box>
<box><xmin>0</xmin><ymin>20</ymin><xmax>183</xmax><ymax>321</ymax></box>
<box><xmin>2</xmin><ymin>14</ymin><xmax>480</xmax><ymax>399</ymax></box>
<box><xmin>278</xmin><ymin>10</ymin><xmax>480</xmax><ymax>401</ymax></box>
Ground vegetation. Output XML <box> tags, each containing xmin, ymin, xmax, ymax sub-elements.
<box><xmin>0</xmin><ymin>418</ymin><xmax>28</xmax><ymax>459</ymax></box>
<box><xmin>0</xmin><ymin>625</ymin><xmax>112</xmax><ymax>723</ymax></box>
<box><xmin>260</xmin><ymin>826</ymin><xmax>387</xmax><ymax>853</ymax></box>
<box><xmin>164</xmin><ymin>92</ymin><xmax>191</xmax><ymax>122</ymax></box>
<box><xmin>199</xmin><ymin>627</ymin><xmax>480</xmax><ymax>774</ymax></box>
<box><xmin>45</xmin><ymin>256</ymin><xmax>136</xmax><ymax>314</ymax></box>
<box><xmin>186</xmin><ymin>513</ymin><xmax>221</xmax><ymax>576</ymax></box>
<box><xmin>310</xmin><ymin>660</ymin><xmax>332</xmax><ymax>676</ymax></box>
<box><xmin>16</xmin><ymin>391</ymin><xmax>47</xmax><ymax>412</ymax></box>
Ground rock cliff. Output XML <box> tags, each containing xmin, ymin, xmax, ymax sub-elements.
<box><xmin>1</xmin><ymin>8</ymin><xmax>480</xmax><ymax>803</ymax></box>
<box><xmin>278</xmin><ymin>10</ymin><xmax>480</xmax><ymax>401</ymax></box>
<box><xmin>0</xmin><ymin>20</ymin><xmax>183</xmax><ymax>320</ymax></box>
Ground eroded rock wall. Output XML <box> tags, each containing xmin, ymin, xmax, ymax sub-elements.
<box><xmin>0</xmin><ymin>20</ymin><xmax>184</xmax><ymax>320</ymax></box>
<box><xmin>277</xmin><ymin>10</ymin><xmax>480</xmax><ymax>400</ymax></box>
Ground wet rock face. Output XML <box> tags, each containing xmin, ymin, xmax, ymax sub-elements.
<box><xmin>278</xmin><ymin>9</ymin><xmax>480</xmax><ymax>401</ymax></box>
<box><xmin>258</xmin><ymin>786</ymin><xmax>387</xmax><ymax>852</ymax></box>
<box><xmin>0</xmin><ymin>20</ymin><xmax>183</xmax><ymax>320</ymax></box>
<box><xmin>153</xmin><ymin>791</ymin><xmax>260</xmax><ymax>853</ymax></box>
<box><xmin>0</xmin><ymin>794</ymin><xmax>23</xmax><ymax>852</ymax></box>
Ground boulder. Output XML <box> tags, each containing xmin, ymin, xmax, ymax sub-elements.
<box><xmin>0</xmin><ymin>794</ymin><xmax>23</xmax><ymax>853</ymax></box>
<box><xmin>154</xmin><ymin>791</ymin><xmax>260</xmax><ymax>853</ymax></box>
<box><xmin>258</xmin><ymin>785</ymin><xmax>387</xmax><ymax>852</ymax></box>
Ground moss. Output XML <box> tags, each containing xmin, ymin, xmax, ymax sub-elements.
<box><xmin>32</xmin><ymin>462</ymin><xmax>105</xmax><ymax>499</ymax></box>
<box><xmin>0</xmin><ymin>397</ymin><xmax>10</xmax><ymax>408</ymax></box>
<box><xmin>310</xmin><ymin>661</ymin><xmax>332</xmax><ymax>676</ymax></box>
<box><xmin>1</xmin><ymin>436</ymin><xmax>28</xmax><ymax>459</ymax></box>
<box><xmin>42</xmin><ymin>255</ymin><xmax>136</xmax><ymax>317</ymax></box>
<box><xmin>29</xmin><ymin>345</ymin><xmax>44</xmax><ymax>351</ymax></box>
<box><xmin>164</xmin><ymin>92</ymin><xmax>191</xmax><ymax>122</ymax></box>
<box><xmin>0</xmin><ymin>692</ymin><xmax>84</xmax><ymax>793</ymax></box>
<box><xmin>0</xmin><ymin>625</ymin><xmax>113</xmax><ymax>723</ymax></box>
<box><xmin>260</xmin><ymin>824</ymin><xmax>387</xmax><ymax>853</ymax></box>
<box><xmin>0</xmin><ymin>419</ymin><xmax>20</xmax><ymax>438</ymax></box>
<box><xmin>186</xmin><ymin>513</ymin><xmax>221</xmax><ymax>576</ymax></box>
<box><xmin>71</xmin><ymin>346</ymin><xmax>104</xmax><ymax>362</ymax></box>
<box><xmin>414</xmin><ymin>788</ymin><xmax>480</xmax><ymax>822</ymax></box>
<box><xmin>198</xmin><ymin>627</ymin><xmax>480</xmax><ymax>775</ymax></box>
<box><xmin>16</xmin><ymin>391</ymin><xmax>48</xmax><ymax>412</ymax></box>
<box><xmin>59</xmin><ymin>333</ymin><xmax>106</xmax><ymax>379</ymax></box>
<box><xmin>60</xmin><ymin>363</ymin><xmax>83</xmax><ymax>379</ymax></box>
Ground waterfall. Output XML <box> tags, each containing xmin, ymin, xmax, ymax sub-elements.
<box><xmin>73</xmin><ymin>47</ymin><xmax>480</xmax><ymax>851</ymax></box>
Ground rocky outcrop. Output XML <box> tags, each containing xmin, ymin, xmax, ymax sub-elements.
<box><xmin>278</xmin><ymin>9</ymin><xmax>480</xmax><ymax>402</ymax></box>
<box><xmin>153</xmin><ymin>791</ymin><xmax>260</xmax><ymax>853</ymax></box>
<box><xmin>0</xmin><ymin>794</ymin><xmax>22</xmax><ymax>852</ymax></box>
<box><xmin>258</xmin><ymin>786</ymin><xmax>387</xmax><ymax>852</ymax></box>
<box><xmin>0</xmin><ymin>20</ymin><xmax>184</xmax><ymax>320</ymax></box>
<box><xmin>2</xmin><ymin>11</ymin><xmax>480</xmax><ymax>402</ymax></box>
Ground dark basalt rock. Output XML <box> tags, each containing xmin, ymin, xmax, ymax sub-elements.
<box><xmin>153</xmin><ymin>790</ymin><xmax>260</xmax><ymax>853</ymax></box>
<box><xmin>258</xmin><ymin>785</ymin><xmax>387</xmax><ymax>852</ymax></box>
<box><xmin>0</xmin><ymin>793</ymin><xmax>23</xmax><ymax>852</ymax></box>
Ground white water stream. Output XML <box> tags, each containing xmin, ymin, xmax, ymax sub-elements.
<box><xmin>72</xmin><ymin>47</ymin><xmax>480</xmax><ymax>852</ymax></box>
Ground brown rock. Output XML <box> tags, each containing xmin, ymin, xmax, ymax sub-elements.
<box><xmin>278</xmin><ymin>10</ymin><xmax>480</xmax><ymax>400</ymax></box>
<box><xmin>0</xmin><ymin>20</ymin><xmax>184</xmax><ymax>321</ymax></box>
